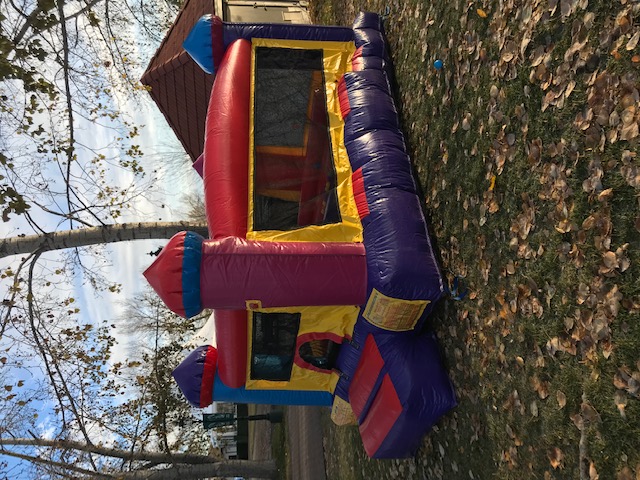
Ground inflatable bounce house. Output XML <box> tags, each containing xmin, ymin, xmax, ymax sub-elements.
<box><xmin>143</xmin><ymin>11</ymin><xmax>457</xmax><ymax>458</ymax></box>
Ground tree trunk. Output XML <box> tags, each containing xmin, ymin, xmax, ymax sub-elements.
<box><xmin>0</xmin><ymin>222</ymin><xmax>208</xmax><ymax>259</ymax></box>
<box><xmin>0</xmin><ymin>439</ymin><xmax>278</xmax><ymax>479</ymax></box>
<box><xmin>121</xmin><ymin>460</ymin><xmax>277</xmax><ymax>479</ymax></box>
<box><xmin>0</xmin><ymin>438</ymin><xmax>218</xmax><ymax>464</ymax></box>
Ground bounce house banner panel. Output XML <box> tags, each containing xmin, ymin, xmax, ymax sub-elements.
<box><xmin>245</xmin><ymin>305</ymin><xmax>358</xmax><ymax>394</ymax></box>
<box><xmin>247</xmin><ymin>38</ymin><xmax>362</xmax><ymax>244</ymax></box>
<box><xmin>203</xmin><ymin>39</ymin><xmax>251</xmax><ymax>239</ymax></box>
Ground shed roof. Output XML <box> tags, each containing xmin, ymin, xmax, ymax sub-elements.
<box><xmin>141</xmin><ymin>0</ymin><xmax>215</xmax><ymax>161</ymax></box>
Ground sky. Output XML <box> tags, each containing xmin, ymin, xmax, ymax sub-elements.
<box><xmin>73</xmin><ymin>87</ymin><xmax>203</xmax><ymax>363</ymax></box>
<box><xmin>0</xmin><ymin>4</ymin><xmax>206</xmax><ymax>474</ymax></box>
<box><xmin>0</xmin><ymin>27</ymin><xmax>204</xmax><ymax>360</ymax></box>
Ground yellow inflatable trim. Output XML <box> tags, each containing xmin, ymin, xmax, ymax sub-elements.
<box><xmin>245</xmin><ymin>304</ymin><xmax>359</xmax><ymax>393</ymax></box>
<box><xmin>247</xmin><ymin>37</ymin><xmax>362</xmax><ymax>243</ymax></box>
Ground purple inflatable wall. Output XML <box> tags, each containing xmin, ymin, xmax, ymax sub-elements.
<box><xmin>333</xmin><ymin>12</ymin><xmax>456</xmax><ymax>458</ymax></box>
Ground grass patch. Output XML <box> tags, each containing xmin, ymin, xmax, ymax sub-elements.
<box><xmin>313</xmin><ymin>0</ymin><xmax>640</xmax><ymax>478</ymax></box>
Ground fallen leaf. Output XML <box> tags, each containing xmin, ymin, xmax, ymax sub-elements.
<box><xmin>620</xmin><ymin>123</ymin><xmax>639</xmax><ymax>141</ymax></box>
<box><xmin>531</xmin><ymin>400</ymin><xmax>539</xmax><ymax>417</ymax></box>
<box><xmin>621</xmin><ymin>106</ymin><xmax>636</xmax><ymax>126</ymax></box>
<box><xmin>590</xmin><ymin>461</ymin><xmax>599</xmax><ymax>480</ymax></box>
<box><xmin>556</xmin><ymin>219</ymin><xmax>572</xmax><ymax>233</ymax></box>
<box><xmin>477</xmin><ymin>8</ymin><xmax>488</xmax><ymax>18</ymax></box>
<box><xmin>603</xmin><ymin>251</ymin><xmax>618</xmax><ymax>268</ymax></box>
<box><xmin>532</xmin><ymin>375</ymin><xmax>550</xmax><ymax>399</ymax></box>
<box><xmin>506</xmin><ymin>424</ymin><xmax>515</xmax><ymax>439</ymax></box>
<box><xmin>581</xmin><ymin>401</ymin><xmax>602</xmax><ymax>424</ymax></box>
<box><xmin>616</xmin><ymin>244</ymin><xmax>631</xmax><ymax>272</ymax></box>
<box><xmin>627</xmin><ymin>31</ymin><xmax>640</xmax><ymax>51</ymax></box>
<box><xmin>548</xmin><ymin>447</ymin><xmax>564</xmax><ymax>469</ymax></box>
<box><xmin>462</xmin><ymin>113</ymin><xmax>472</xmax><ymax>131</ymax></box>
<box><xmin>502</xmin><ymin>41</ymin><xmax>518</xmax><ymax>63</ymax></box>
<box><xmin>615</xmin><ymin>390</ymin><xmax>627</xmax><ymax>417</ymax></box>
<box><xmin>557</xmin><ymin>390</ymin><xmax>567</xmax><ymax>408</ymax></box>
<box><xmin>571</xmin><ymin>412</ymin><xmax>584</xmax><ymax>431</ymax></box>
<box><xmin>617</xmin><ymin>466</ymin><xmax>634</xmax><ymax>480</ymax></box>
<box><xmin>598</xmin><ymin>188</ymin><xmax>613</xmax><ymax>201</ymax></box>
<box><xmin>617</xmin><ymin>12</ymin><xmax>631</xmax><ymax>32</ymax></box>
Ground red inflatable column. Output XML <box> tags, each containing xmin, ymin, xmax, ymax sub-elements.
<box><xmin>199</xmin><ymin>236</ymin><xmax>367</xmax><ymax>309</ymax></box>
<box><xmin>203</xmin><ymin>39</ymin><xmax>251</xmax><ymax>240</ymax></box>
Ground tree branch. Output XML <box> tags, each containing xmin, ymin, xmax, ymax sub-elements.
<box><xmin>0</xmin><ymin>448</ymin><xmax>115</xmax><ymax>479</ymax></box>
<box><xmin>0</xmin><ymin>438</ymin><xmax>222</xmax><ymax>465</ymax></box>
<box><xmin>12</xmin><ymin>0</ymin><xmax>102</xmax><ymax>47</ymax></box>
<box><xmin>55</xmin><ymin>0</ymin><xmax>77</xmax><ymax>232</ymax></box>
<box><xmin>0</xmin><ymin>251</ymin><xmax>37</xmax><ymax>338</ymax></box>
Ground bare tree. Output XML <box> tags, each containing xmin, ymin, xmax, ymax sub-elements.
<box><xmin>0</xmin><ymin>4</ymin><xmax>220</xmax><ymax>479</ymax></box>
<box><xmin>0</xmin><ymin>438</ymin><xmax>277</xmax><ymax>479</ymax></box>
<box><xmin>114</xmin><ymin>287</ymin><xmax>210</xmax><ymax>459</ymax></box>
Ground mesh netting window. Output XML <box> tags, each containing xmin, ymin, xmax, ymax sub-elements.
<box><xmin>250</xmin><ymin>312</ymin><xmax>301</xmax><ymax>381</ymax></box>
<box><xmin>253</xmin><ymin>47</ymin><xmax>341</xmax><ymax>231</ymax></box>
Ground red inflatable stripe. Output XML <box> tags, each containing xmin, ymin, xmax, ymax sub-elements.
<box><xmin>199</xmin><ymin>346</ymin><xmax>218</xmax><ymax>407</ymax></box>
<box><xmin>359</xmin><ymin>373</ymin><xmax>402</xmax><ymax>457</ymax></box>
<box><xmin>351</xmin><ymin>168</ymin><xmax>370</xmax><ymax>219</ymax></box>
<box><xmin>351</xmin><ymin>46</ymin><xmax>365</xmax><ymax>71</ymax></box>
<box><xmin>349</xmin><ymin>334</ymin><xmax>384</xmax><ymax>419</ymax></box>
<box><xmin>338</xmin><ymin>75</ymin><xmax>351</xmax><ymax>118</ymax></box>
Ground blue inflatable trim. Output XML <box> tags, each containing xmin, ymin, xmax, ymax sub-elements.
<box><xmin>213</xmin><ymin>375</ymin><xmax>333</xmax><ymax>406</ymax></box>
<box><xmin>182</xmin><ymin>231</ymin><xmax>203</xmax><ymax>318</ymax></box>
<box><xmin>183</xmin><ymin>15</ymin><xmax>215</xmax><ymax>74</ymax></box>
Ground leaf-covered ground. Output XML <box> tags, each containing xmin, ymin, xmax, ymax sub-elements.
<box><xmin>311</xmin><ymin>0</ymin><xmax>640</xmax><ymax>478</ymax></box>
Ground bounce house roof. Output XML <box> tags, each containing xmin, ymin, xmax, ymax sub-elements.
<box><xmin>140</xmin><ymin>0</ymin><xmax>215</xmax><ymax>161</ymax></box>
